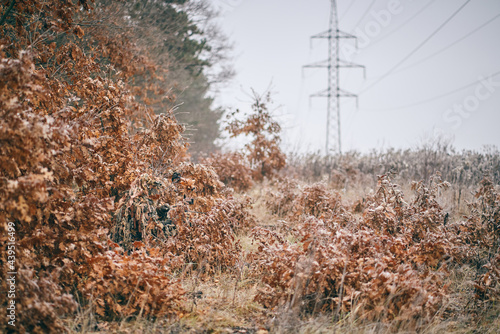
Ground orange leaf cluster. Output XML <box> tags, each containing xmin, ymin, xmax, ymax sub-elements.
<box><xmin>0</xmin><ymin>1</ymin><xmax>253</xmax><ymax>331</ymax></box>
<box><xmin>202</xmin><ymin>152</ymin><xmax>254</xmax><ymax>192</ymax></box>
<box><xmin>460</xmin><ymin>178</ymin><xmax>500</xmax><ymax>306</ymax></box>
<box><xmin>251</xmin><ymin>174</ymin><xmax>461</xmax><ymax>325</ymax></box>
<box><xmin>83</xmin><ymin>245</ymin><xmax>184</xmax><ymax>319</ymax></box>
<box><xmin>206</xmin><ymin>92</ymin><xmax>286</xmax><ymax>192</ymax></box>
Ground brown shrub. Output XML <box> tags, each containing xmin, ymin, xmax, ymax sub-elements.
<box><xmin>83</xmin><ymin>245</ymin><xmax>185</xmax><ymax>319</ymax></box>
<box><xmin>225</xmin><ymin>92</ymin><xmax>286</xmax><ymax>183</ymax></box>
<box><xmin>463</xmin><ymin>178</ymin><xmax>500</xmax><ymax>307</ymax></box>
<box><xmin>0</xmin><ymin>3</ymin><xmax>187</xmax><ymax>329</ymax></box>
<box><xmin>201</xmin><ymin>152</ymin><xmax>254</xmax><ymax>192</ymax></box>
<box><xmin>249</xmin><ymin>174</ymin><xmax>456</xmax><ymax>326</ymax></box>
<box><xmin>265</xmin><ymin>178</ymin><xmax>300</xmax><ymax>217</ymax></box>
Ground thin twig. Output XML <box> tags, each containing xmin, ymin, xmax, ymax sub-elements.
<box><xmin>0</xmin><ymin>0</ymin><xmax>16</xmax><ymax>27</ymax></box>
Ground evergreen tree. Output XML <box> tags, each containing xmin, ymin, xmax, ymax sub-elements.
<box><xmin>98</xmin><ymin>0</ymin><xmax>233</xmax><ymax>158</ymax></box>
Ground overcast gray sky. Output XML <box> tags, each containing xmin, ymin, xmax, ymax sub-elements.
<box><xmin>211</xmin><ymin>0</ymin><xmax>500</xmax><ymax>154</ymax></box>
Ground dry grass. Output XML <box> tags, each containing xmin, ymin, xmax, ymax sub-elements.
<box><xmin>63</xmin><ymin>150</ymin><xmax>500</xmax><ymax>333</ymax></box>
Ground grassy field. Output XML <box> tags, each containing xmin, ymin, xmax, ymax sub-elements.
<box><xmin>64</xmin><ymin>149</ymin><xmax>500</xmax><ymax>333</ymax></box>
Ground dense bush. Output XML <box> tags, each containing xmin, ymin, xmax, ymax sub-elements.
<box><xmin>0</xmin><ymin>1</ymin><xmax>247</xmax><ymax>331</ymax></box>
<box><xmin>250</xmin><ymin>173</ymin><xmax>499</xmax><ymax>328</ymax></box>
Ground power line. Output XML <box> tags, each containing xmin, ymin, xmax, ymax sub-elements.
<box><xmin>367</xmin><ymin>0</ymin><xmax>435</xmax><ymax>48</ymax></box>
<box><xmin>361</xmin><ymin>11</ymin><xmax>500</xmax><ymax>82</ymax></box>
<box><xmin>340</xmin><ymin>0</ymin><xmax>376</xmax><ymax>87</ymax></box>
<box><xmin>339</xmin><ymin>0</ymin><xmax>358</xmax><ymax>22</ymax></box>
<box><xmin>350</xmin><ymin>0</ymin><xmax>377</xmax><ymax>33</ymax></box>
<box><xmin>393</xmin><ymin>12</ymin><xmax>500</xmax><ymax>74</ymax></box>
<box><xmin>363</xmin><ymin>70</ymin><xmax>500</xmax><ymax>111</ymax></box>
<box><xmin>359</xmin><ymin>0</ymin><xmax>471</xmax><ymax>94</ymax></box>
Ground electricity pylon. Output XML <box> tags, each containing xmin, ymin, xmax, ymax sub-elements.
<box><xmin>304</xmin><ymin>0</ymin><xmax>364</xmax><ymax>155</ymax></box>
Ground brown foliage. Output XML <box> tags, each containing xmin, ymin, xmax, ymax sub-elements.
<box><xmin>0</xmin><ymin>1</ymin><xmax>248</xmax><ymax>331</ymax></box>
<box><xmin>1</xmin><ymin>1</ymin><xmax>499</xmax><ymax>332</ymax></box>
<box><xmin>265</xmin><ymin>179</ymin><xmax>351</xmax><ymax>227</ymax></box>
<box><xmin>201</xmin><ymin>152</ymin><xmax>254</xmax><ymax>192</ymax></box>
<box><xmin>265</xmin><ymin>178</ymin><xmax>299</xmax><ymax>217</ymax></box>
<box><xmin>207</xmin><ymin>92</ymin><xmax>286</xmax><ymax>191</ymax></box>
<box><xmin>83</xmin><ymin>245</ymin><xmax>184</xmax><ymax>319</ymax></box>
<box><xmin>462</xmin><ymin>178</ymin><xmax>500</xmax><ymax>306</ymax></box>
<box><xmin>226</xmin><ymin>93</ymin><xmax>286</xmax><ymax>181</ymax></box>
<box><xmin>250</xmin><ymin>174</ymin><xmax>457</xmax><ymax>325</ymax></box>
<box><xmin>462</xmin><ymin>178</ymin><xmax>500</xmax><ymax>253</ymax></box>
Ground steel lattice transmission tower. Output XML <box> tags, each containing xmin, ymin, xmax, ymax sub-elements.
<box><xmin>304</xmin><ymin>0</ymin><xmax>364</xmax><ymax>155</ymax></box>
